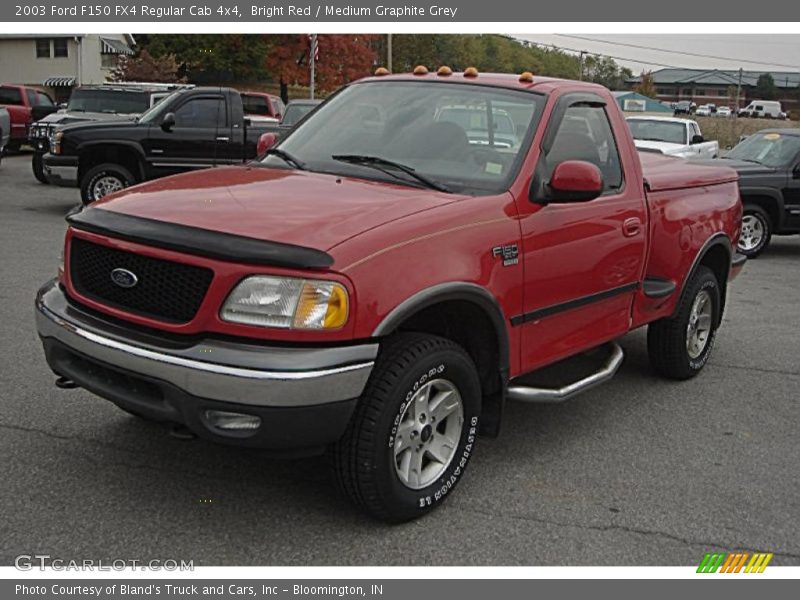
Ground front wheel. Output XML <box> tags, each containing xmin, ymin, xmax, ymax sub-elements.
<box><xmin>32</xmin><ymin>153</ymin><xmax>49</xmax><ymax>184</ymax></box>
<box><xmin>738</xmin><ymin>205</ymin><xmax>772</xmax><ymax>258</ymax></box>
<box><xmin>332</xmin><ymin>333</ymin><xmax>481</xmax><ymax>522</ymax></box>
<box><xmin>648</xmin><ymin>266</ymin><xmax>720</xmax><ymax>380</ymax></box>
<box><xmin>80</xmin><ymin>163</ymin><xmax>135</xmax><ymax>205</ymax></box>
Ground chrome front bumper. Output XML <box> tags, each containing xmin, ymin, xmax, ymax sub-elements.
<box><xmin>35</xmin><ymin>280</ymin><xmax>377</xmax><ymax>409</ymax></box>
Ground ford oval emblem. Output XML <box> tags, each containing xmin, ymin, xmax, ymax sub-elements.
<box><xmin>110</xmin><ymin>268</ymin><xmax>138</xmax><ymax>289</ymax></box>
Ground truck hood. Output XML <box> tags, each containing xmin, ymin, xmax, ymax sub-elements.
<box><xmin>60</xmin><ymin>119</ymin><xmax>141</xmax><ymax>134</ymax></box>
<box><xmin>92</xmin><ymin>166</ymin><xmax>464</xmax><ymax>255</ymax></box>
<box><xmin>691</xmin><ymin>157</ymin><xmax>778</xmax><ymax>176</ymax></box>
<box><xmin>634</xmin><ymin>139</ymin><xmax>686</xmax><ymax>154</ymax></box>
<box><xmin>37</xmin><ymin>110</ymin><xmax>138</xmax><ymax>126</ymax></box>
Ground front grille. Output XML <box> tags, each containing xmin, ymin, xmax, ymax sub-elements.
<box><xmin>69</xmin><ymin>237</ymin><xmax>214</xmax><ymax>323</ymax></box>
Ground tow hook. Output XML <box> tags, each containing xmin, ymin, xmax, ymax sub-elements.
<box><xmin>55</xmin><ymin>376</ymin><xmax>79</xmax><ymax>389</ymax></box>
<box><xmin>169</xmin><ymin>424</ymin><xmax>197</xmax><ymax>441</ymax></box>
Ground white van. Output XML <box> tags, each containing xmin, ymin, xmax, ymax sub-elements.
<box><xmin>739</xmin><ymin>100</ymin><xmax>785</xmax><ymax>119</ymax></box>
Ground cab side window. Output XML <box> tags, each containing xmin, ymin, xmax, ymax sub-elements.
<box><xmin>545</xmin><ymin>104</ymin><xmax>623</xmax><ymax>193</ymax></box>
<box><xmin>174</xmin><ymin>98</ymin><xmax>226</xmax><ymax>128</ymax></box>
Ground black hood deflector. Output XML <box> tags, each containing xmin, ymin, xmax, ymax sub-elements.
<box><xmin>67</xmin><ymin>208</ymin><xmax>334</xmax><ymax>270</ymax></box>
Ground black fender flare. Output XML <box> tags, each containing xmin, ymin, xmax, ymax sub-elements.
<box><xmin>372</xmin><ymin>281</ymin><xmax>510</xmax><ymax>382</ymax></box>
<box><xmin>77</xmin><ymin>140</ymin><xmax>147</xmax><ymax>181</ymax></box>
<box><xmin>679</xmin><ymin>233</ymin><xmax>732</xmax><ymax>325</ymax></box>
<box><xmin>739</xmin><ymin>186</ymin><xmax>785</xmax><ymax>228</ymax></box>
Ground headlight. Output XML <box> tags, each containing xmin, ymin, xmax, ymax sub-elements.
<box><xmin>220</xmin><ymin>276</ymin><xmax>349</xmax><ymax>330</ymax></box>
<box><xmin>51</xmin><ymin>131</ymin><xmax>63</xmax><ymax>154</ymax></box>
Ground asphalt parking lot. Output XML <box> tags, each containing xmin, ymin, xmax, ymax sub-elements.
<box><xmin>0</xmin><ymin>151</ymin><xmax>798</xmax><ymax>566</ymax></box>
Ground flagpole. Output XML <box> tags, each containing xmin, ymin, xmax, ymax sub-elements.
<box><xmin>310</xmin><ymin>33</ymin><xmax>317</xmax><ymax>100</ymax></box>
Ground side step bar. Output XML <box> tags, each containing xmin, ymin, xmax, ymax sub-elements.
<box><xmin>507</xmin><ymin>343</ymin><xmax>624</xmax><ymax>404</ymax></box>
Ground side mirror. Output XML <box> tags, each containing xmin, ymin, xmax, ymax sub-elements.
<box><xmin>690</xmin><ymin>134</ymin><xmax>704</xmax><ymax>145</ymax></box>
<box><xmin>545</xmin><ymin>160</ymin><xmax>604</xmax><ymax>203</ymax></box>
<box><xmin>257</xmin><ymin>132</ymin><xmax>278</xmax><ymax>156</ymax></box>
<box><xmin>161</xmin><ymin>112</ymin><xmax>176</xmax><ymax>132</ymax></box>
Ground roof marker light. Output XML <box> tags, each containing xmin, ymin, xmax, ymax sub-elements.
<box><xmin>413</xmin><ymin>65</ymin><xmax>429</xmax><ymax>75</ymax></box>
<box><xmin>519</xmin><ymin>71</ymin><xmax>534</xmax><ymax>83</ymax></box>
<box><xmin>374</xmin><ymin>67</ymin><xmax>390</xmax><ymax>76</ymax></box>
<box><xmin>464</xmin><ymin>67</ymin><xmax>479</xmax><ymax>78</ymax></box>
<box><xmin>437</xmin><ymin>66</ymin><xmax>453</xmax><ymax>76</ymax></box>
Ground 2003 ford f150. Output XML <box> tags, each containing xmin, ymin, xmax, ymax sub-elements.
<box><xmin>35</xmin><ymin>69</ymin><xmax>746</xmax><ymax>522</ymax></box>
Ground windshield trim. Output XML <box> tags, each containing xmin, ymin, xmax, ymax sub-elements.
<box><xmin>269</xmin><ymin>80</ymin><xmax>546</xmax><ymax>197</ymax></box>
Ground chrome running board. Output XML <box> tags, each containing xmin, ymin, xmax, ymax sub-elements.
<box><xmin>507</xmin><ymin>343</ymin><xmax>624</xmax><ymax>404</ymax></box>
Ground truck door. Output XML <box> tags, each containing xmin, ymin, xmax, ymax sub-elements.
<box><xmin>515</xmin><ymin>92</ymin><xmax>647</xmax><ymax>372</ymax></box>
<box><xmin>145</xmin><ymin>93</ymin><xmax>227</xmax><ymax>178</ymax></box>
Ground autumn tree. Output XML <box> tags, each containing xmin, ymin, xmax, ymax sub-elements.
<box><xmin>109</xmin><ymin>50</ymin><xmax>186</xmax><ymax>83</ymax></box>
<box><xmin>265</xmin><ymin>35</ymin><xmax>378</xmax><ymax>102</ymax></box>
<box><xmin>634</xmin><ymin>71</ymin><xmax>658</xmax><ymax>99</ymax></box>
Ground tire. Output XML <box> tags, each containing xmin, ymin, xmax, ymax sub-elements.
<box><xmin>332</xmin><ymin>333</ymin><xmax>482</xmax><ymax>522</ymax></box>
<box><xmin>32</xmin><ymin>152</ymin><xmax>49</xmax><ymax>184</ymax></box>
<box><xmin>738</xmin><ymin>204</ymin><xmax>772</xmax><ymax>258</ymax></box>
<box><xmin>80</xmin><ymin>163</ymin><xmax>136</xmax><ymax>205</ymax></box>
<box><xmin>648</xmin><ymin>266</ymin><xmax>720</xmax><ymax>380</ymax></box>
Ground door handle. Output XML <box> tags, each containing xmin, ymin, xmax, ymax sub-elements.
<box><xmin>622</xmin><ymin>217</ymin><xmax>641</xmax><ymax>237</ymax></box>
<box><xmin>216</xmin><ymin>136</ymin><xmax>230</xmax><ymax>142</ymax></box>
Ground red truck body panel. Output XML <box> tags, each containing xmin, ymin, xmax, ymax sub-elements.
<box><xmin>0</xmin><ymin>84</ymin><xmax>53</xmax><ymax>143</ymax></box>
<box><xmin>58</xmin><ymin>74</ymin><xmax>743</xmax><ymax>379</ymax></box>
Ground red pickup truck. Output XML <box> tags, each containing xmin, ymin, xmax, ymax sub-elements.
<box><xmin>35</xmin><ymin>70</ymin><xmax>745</xmax><ymax>522</ymax></box>
<box><xmin>0</xmin><ymin>84</ymin><xmax>56</xmax><ymax>151</ymax></box>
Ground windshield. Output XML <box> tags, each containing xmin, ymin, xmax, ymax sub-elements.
<box><xmin>727</xmin><ymin>131</ymin><xmax>800</xmax><ymax>168</ymax></box>
<box><xmin>262</xmin><ymin>81</ymin><xmax>543</xmax><ymax>194</ymax></box>
<box><xmin>68</xmin><ymin>89</ymin><xmax>150</xmax><ymax>114</ymax></box>
<box><xmin>627</xmin><ymin>119</ymin><xmax>686</xmax><ymax>145</ymax></box>
<box><xmin>138</xmin><ymin>91</ymin><xmax>183</xmax><ymax>123</ymax></box>
<box><xmin>282</xmin><ymin>103</ymin><xmax>316</xmax><ymax>126</ymax></box>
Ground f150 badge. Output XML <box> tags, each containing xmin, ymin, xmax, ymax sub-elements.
<box><xmin>492</xmin><ymin>244</ymin><xmax>519</xmax><ymax>266</ymax></box>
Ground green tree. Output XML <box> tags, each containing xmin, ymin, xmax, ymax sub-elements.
<box><xmin>755</xmin><ymin>73</ymin><xmax>777</xmax><ymax>100</ymax></box>
<box><xmin>135</xmin><ymin>34</ymin><xmax>271</xmax><ymax>82</ymax></box>
<box><xmin>584</xmin><ymin>55</ymin><xmax>633</xmax><ymax>90</ymax></box>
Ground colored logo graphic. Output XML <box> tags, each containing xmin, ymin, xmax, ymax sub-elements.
<box><xmin>697</xmin><ymin>552</ymin><xmax>773</xmax><ymax>573</ymax></box>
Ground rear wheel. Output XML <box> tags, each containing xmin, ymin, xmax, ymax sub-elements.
<box><xmin>738</xmin><ymin>204</ymin><xmax>772</xmax><ymax>258</ymax></box>
<box><xmin>332</xmin><ymin>333</ymin><xmax>481</xmax><ymax>522</ymax></box>
<box><xmin>80</xmin><ymin>163</ymin><xmax>135</xmax><ymax>205</ymax></box>
<box><xmin>648</xmin><ymin>266</ymin><xmax>720</xmax><ymax>380</ymax></box>
<box><xmin>32</xmin><ymin>153</ymin><xmax>48</xmax><ymax>184</ymax></box>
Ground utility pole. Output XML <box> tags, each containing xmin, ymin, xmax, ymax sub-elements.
<box><xmin>387</xmin><ymin>33</ymin><xmax>393</xmax><ymax>73</ymax></box>
<box><xmin>309</xmin><ymin>33</ymin><xmax>317</xmax><ymax>100</ymax></box>
<box><xmin>735</xmin><ymin>67</ymin><xmax>743</xmax><ymax>112</ymax></box>
<box><xmin>578</xmin><ymin>50</ymin><xmax>586</xmax><ymax>81</ymax></box>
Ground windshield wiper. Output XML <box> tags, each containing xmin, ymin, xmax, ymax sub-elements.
<box><xmin>331</xmin><ymin>154</ymin><xmax>451</xmax><ymax>193</ymax></box>
<box><xmin>264</xmin><ymin>148</ymin><xmax>307</xmax><ymax>170</ymax></box>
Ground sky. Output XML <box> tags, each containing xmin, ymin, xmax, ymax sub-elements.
<box><xmin>516</xmin><ymin>34</ymin><xmax>800</xmax><ymax>73</ymax></box>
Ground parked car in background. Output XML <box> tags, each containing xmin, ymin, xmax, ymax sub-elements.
<box><xmin>739</xmin><ymin>100</ymin><xmax>784</xmax><ymax>119</ymax></box>
<box><xmin>0</xmin><ymin>84</ymin><xmax>57</xmax><ymax>152</ymax></box>
<box><xmin>256</xmin><ymin>99</ymin><xmax>323</xmax><ymax>152</ymax></box>
<box><xmin>695</xmin><ymin>105</ymin><xmax>711</xmax><ymax>117</ymax></box>
<box><xmin>716</xmin><ymin>106</ymin><xmax>732</xmax><ymax>118</ymax></box>
<box><xmin>43</xmin><ymin>86</ymin><xmax>276</xmax><ymax>203</ymax></box>
<box><xmin>36</xmin><ymin>71</ymin><xmax>745</xmax><ymax>522</ymax></box>
<box><xmin>436</xmin><ymin>105</ymin><xmax>519</xmax><ymax>148</ymax></box>
<box><xmin>673</xmin><ymin>100</ymin><xmax>695</xmax><ymax>115</ymax></box>
<box><xmin>29</xmin><ymin>83</ymin><xmax>191</xmax><ymax>184</ymax></box>
<box><xmin>241</xmin><ymin>91</ymin><xmax>285</xmax><ymax>123</ymax></box>
<box><xmin>0</xmin><ymin>107</ymin><xmax>10</xmax><ymax>166</ymax></box>
<box><xmin>696</xmin><ymin>129</ymin><xmax>800</xmax><ymax>257</ymax></box>
<box><xmin>626</xmin><ymin>116</ymin><xmax>719</xmax><ymax>158</ymax></box>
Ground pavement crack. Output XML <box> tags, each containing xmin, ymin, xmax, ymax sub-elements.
<box><xmin>454</xmin><ymin>505</ymin><xmax>800</xmax><ymax>560</ymax></box>
<box><xmin>710</xmin><ymin>362</ymin><xmax>800</xmax><ymax>377</ymax></box>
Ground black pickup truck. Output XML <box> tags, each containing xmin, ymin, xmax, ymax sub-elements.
<box><xmin>43</xmin><ymin>87</ymin><xmax>275</xmax><ymax>204</ymax></box>
<box><xmin>30</xmin><ymin>83</ymin><xmax>189</xmax><ymax>184</ymax></box>
<box><xmin>699</xmin><ymin>129</ymin><xmax>800</xmax><ymax>257</ymax></box>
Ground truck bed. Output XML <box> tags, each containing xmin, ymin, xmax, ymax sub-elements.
<box><xmin>639</xmin><ymin>152</ymin><xmax>738</xmax><ymax>192</ymax></box>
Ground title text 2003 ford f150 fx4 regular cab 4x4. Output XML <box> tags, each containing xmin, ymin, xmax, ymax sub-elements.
<box><xmin>35</xmin><ymin>69</ymin><xmax>746</xmax><ymax>522</ymax></box>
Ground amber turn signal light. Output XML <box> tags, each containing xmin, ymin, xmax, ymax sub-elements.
<box><xmin>413</xmin><ymin>65</ymin><xmax>429</xmax><ymax>75</ymax></box>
